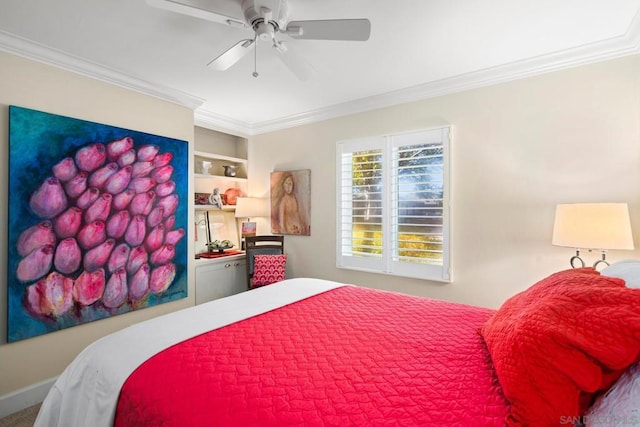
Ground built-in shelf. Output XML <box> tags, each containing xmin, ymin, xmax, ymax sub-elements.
<box><xmin>194</xmin><ymin>173</ymin><xmax>246</xmax><ymax>182</ymax></box>
<box><xmin>195</xmin><ymin>204</ymin><xmax>236</xmax><ymax>211</ymax></box>
<box><xmin>194</xmin><ymin>151</ymin><xmax>247</xmax><ymax>164</ymax></box>
<box><xmin>194</xmin><ymin>150</ymin><xmax>247</xmax><ymax>180</ymax></box>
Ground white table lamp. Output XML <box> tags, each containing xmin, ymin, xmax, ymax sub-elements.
<box><xmin>235</xmin><ymin>197</ymin><xmax>269</xmax><ymax>221</ymax></box>
<box><xmin>552</xmin><ymin>203</ymin><xmax>634</xmax><ymax>268</ymax></box>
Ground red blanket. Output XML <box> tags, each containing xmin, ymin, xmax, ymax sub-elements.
<box><xmin>115</xmin><ymin>286</ymin><xmax>509</xmax><ymax>426</ymax></box>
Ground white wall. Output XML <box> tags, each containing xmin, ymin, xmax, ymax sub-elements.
<box><xmin>1</xmin><ymin>49</ymin><xmax>639</xmax><ymax>412</ymax></box>
<box><xmin>0</xmin><ymin>52</ymin><xmax>196</xmax><ymax>401</ymax></box>
<box><xmin>248</xmin><ymin>54</ymin><xmax>640</xmax><ymax>309</ymax></box>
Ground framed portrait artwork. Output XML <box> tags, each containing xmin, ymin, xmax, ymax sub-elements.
<box><xmin>270</xmin><ymin>169</ymin><xmax>311</xmax><ymax>235</ymax></box>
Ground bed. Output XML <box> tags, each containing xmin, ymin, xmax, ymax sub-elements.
<box><xmin>34</xmin><ymin>269</ymin><xmax>640</xmax><ymax>426</ymax></box>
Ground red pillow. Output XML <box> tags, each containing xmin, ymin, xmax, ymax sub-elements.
<box><xmin>252</xmin><ymin>254</ymin><xmax>287</xmax><ymax>287</ymax></box>
<box><xmin>479</xmin><ymin>268</ymin><xmax>640</xmax><ymax>426</ymax></box>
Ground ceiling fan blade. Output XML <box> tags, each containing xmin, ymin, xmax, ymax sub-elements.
<box><xmin>207</xmin><ymin>39</ymin><xmax>255</xmax><ymax>71</ymax></box>
<box><xmin>274</xmin><ymin>42</ymin><xmax>315</xmax><ymax>81</ymax></box>
<box><xmin>286</xmin><ymin>19</ymin><xmax>371</xmax><ymax>41</ymax></box>
<box><xmin>146</xmin><ymin>0</ymin><xmax>247</xmax><ymax>28</ymax></box>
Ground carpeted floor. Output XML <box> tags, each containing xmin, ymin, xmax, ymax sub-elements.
<box><xmin>0</xmin><ymin>404</ymin><xmax>40</xmax><ymax>427</ymax></box>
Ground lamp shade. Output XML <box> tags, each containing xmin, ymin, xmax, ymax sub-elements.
<box><xmin>552</xmin><ymin>203</ymin><xmax>634</xmax><ymax>250</ymax></box>
<box><xmin>235</xmin><ymin>197</ymin><xmax>269</xmax><ymax>218</ymax></box>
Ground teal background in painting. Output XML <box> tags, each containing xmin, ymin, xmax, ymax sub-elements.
<box><xmin>7</xmin><ymin>106</ymin><xmax>189</xmax><ymax>342</ymax></box>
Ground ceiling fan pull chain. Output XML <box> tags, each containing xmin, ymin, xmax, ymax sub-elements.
<box><xmin>252</xmin><ymin>36</ymin><xmax>259</xmax><ymax>78</ymax></box>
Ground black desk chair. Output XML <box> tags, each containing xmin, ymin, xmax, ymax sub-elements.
<box><xmin>245</xmin><ymin>235</ymin><xmax>285</xmax><ymax>289</ymax></box>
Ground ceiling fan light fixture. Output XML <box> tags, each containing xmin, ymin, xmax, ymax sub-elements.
<box><xmin>254</xmin><ymin>21</ymin><xmax>275</xmax><ymax>41</ymax></box>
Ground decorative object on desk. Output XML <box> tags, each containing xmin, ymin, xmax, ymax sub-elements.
<box><xmin>6</xmin><ymin>106</ymin><xmax>188</xmax><ymax>342</ymax></box>
<box><xmin>200</xmin><ymin>211</ymin><xmax>228</xmax><ymax>255</ymax></box>
<box><xmin>208</xmin><ymin>188</ymin><xmax>223</xmax><ymax>209</ymax></box>
<box><xmin>270</xmin><ymin>169</ymin><xmax>311</xmax><ymax>235</ymax></box>
<box><xmin>223</xmin><ymin>165</ymin><xmax>238</xmax><ymax>177</ymax></box>
<box><xmin>224</xmin><ymin>188</ymin><xmax>243</xmax><ymax>205</ymax></box>
<box><xmin>194</xmin><ymin>193</ymin><xmax>211</xmax><ymax>205</ymax></box>
<box><xmin>242</xmin><ymin>221</ymin><xmax>257</xmax><ymax>237</ymax></box>
<box><xmin>552</xmin><ymin>203</ymin><xmax>634</xmax><ymax>269</ymax></box>
<box><xmin>207</xmin><ymin>239</ymin><xmax>234</xmax><ymax>253</ymax></box>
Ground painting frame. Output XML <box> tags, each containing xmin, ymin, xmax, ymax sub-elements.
<box><xmin>241</xmin><ymin>221</ymin><xmax>257</xmax><ymax>237</ymax></box>
<box><xmin>270</xmin><ymin>169</ymin><xmax>311</xmax><ymax>236</ymax></box>
<box><xmin>7</xmin><ymin>106</ymin><xmax>189</xmax><ymax>342</ymax></box>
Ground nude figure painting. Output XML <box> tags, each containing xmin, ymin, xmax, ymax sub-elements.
<box><xmin>270</xmin><ymin>169</ymin><xmax>310</xmax><ymax>236</ymax></box>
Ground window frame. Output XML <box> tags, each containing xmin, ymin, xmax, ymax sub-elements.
<box><xmin>335</xmin><ymin>127</ymin><xmax>452</xmax><ymax>282</ymax></box>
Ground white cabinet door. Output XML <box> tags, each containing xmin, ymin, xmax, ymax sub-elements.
<box><xmin>195</xmin><ymin>258</ymin><xmax>247</xmax><ymax>304</ymax></box>
<box><xmin>232</xmin><ymin>259</ymin><xmax>248</xmax><ymax>294</ymax></box>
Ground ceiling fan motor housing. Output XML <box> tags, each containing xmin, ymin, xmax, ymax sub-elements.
<box><xmin>241</xmin><ymin>0</ymin><xmax>289</xmax><ymax>40</ymax></box>
<box><xmin>254</xmin><ymin>21</ymin><xmax>275</xmax><ymax>41</ymax></box>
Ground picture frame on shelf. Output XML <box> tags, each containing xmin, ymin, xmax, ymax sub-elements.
<box><xmin>241</xmin><ymin>221</ymin><xmax>257</xmax><ymax>238</ymax></box>
<box><xmin>194</xmin><ymin>193</ymin><xmax>210</xmax><ymax>205</ymax></box>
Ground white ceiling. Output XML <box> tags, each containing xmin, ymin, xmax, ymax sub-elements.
<box><xmin>1</xmin><ymin>1</ymin><xmax>639</xmax><ymax>135</ymax></box>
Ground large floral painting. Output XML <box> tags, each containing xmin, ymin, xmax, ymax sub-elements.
<box><xmin>7</xmin><ymin>106</ymin><xmax>188</xmax><ymax>342</ymax></box>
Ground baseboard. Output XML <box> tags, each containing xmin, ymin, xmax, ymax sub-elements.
<box><xmin>0</xmin><ymin>377</ymin><xmax>57</xmax><ymax>418</ymax></box>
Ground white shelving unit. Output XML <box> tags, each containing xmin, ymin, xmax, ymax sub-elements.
<box><xmin>193</xmin><ymin>131</ymin><xmax>249</xmax><ymax>304</ymax></box>
<box><xmin>192</xmin><ymin>150</ymin><xmax>246</xmax><ymax>241</ymax></box>
<box><xmin>194</xmin><ymin>151</ymin><xmax>247</xmax><ymax>209</ymax></box>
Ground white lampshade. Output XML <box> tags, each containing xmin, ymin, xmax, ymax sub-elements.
<box><xmin>552</xmin><ymin>203</ymin><xmax>634</xmax><ymax>250</ymax></box>
<box><xmin>235</xmin><ymin>197</ymin><xmax>269</xmax><ymax>219</ymax></box>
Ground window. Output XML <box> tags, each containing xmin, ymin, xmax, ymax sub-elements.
<box><xmin>336</xmin><ymin>127</ymin><xmax>451</xmax><ymax>282</ymax></box>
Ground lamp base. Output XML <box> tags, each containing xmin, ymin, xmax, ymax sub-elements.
<box><xmin>569</xmin><ymin>249</ymin><xmax>609</xmax><ymax>270</ymax></box>
<box><xmin>570</xmin><ymin>250</ymin><xmax>585</xmax><ymax>268</ymax></box>
<box><xmin>592</xmin><ymin>251</ymin><xmax>609</xmax><ymax>270</ymax></box>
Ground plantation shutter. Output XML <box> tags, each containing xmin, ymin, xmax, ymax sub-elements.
<box><xmin>336</xmin><ymin>128</ymin><xmax>451</xmax><ymax>282</ymax></box>
<box><xmin>337</xmin><ymin>136</ymin><xmax>385</xmax><ymax>272</ymax></box>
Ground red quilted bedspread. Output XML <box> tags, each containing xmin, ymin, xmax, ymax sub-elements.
<box><xmin>115</xmin><ymin>286</ymin><xmax>509</xmax><ymax>426</ymax></box>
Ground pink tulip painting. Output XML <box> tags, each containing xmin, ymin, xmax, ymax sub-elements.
<box><xmin>30</xmin><ymin>177</ymin><xmax>68</xmax><ymax>219</ymax></box>
<box><xmin>25</xmin><ymin>272</ymin><xmax>74</xmax><ymax>317</ymax></box>
<box><xmin>17</xmin><ymin>221</ymin><xmax>56</xmax><ymax>257</ymax></box>
<box><xmin>8</xmin><ymin>106</ymin><xmax>188</xmax><ymax>342</ymax></box>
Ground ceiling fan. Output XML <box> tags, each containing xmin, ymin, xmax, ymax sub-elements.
<box><xmin>147</xmin><ymin>0</ymin><xmax>371</xmax><ymax>80</ymax></box>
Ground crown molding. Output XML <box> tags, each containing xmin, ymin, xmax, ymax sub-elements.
<box><xmin>2</xmin><ymin>6</ymin><xmax>639</xmax><ymax>137</ymax></box>
<box><xmin>0</xmin><ymin>30</ymin><xmax>205</xmax><ymax>111</ymax></box>
<box><xmin>194</xmin><ymin>109</ymin><xmax>252</xmax><ymax>137</ymax></box>
<box><xmin>236</xmin><ymin>9</ymin><xmax>640</xmax><ymax>135</ymax></box>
